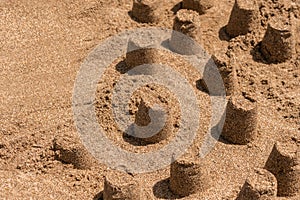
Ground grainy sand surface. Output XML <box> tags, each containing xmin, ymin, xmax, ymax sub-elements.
<box><xmin>0</xmin><ymin>0</ymin><xmax>299</xmax><ymax>199</ymax></box>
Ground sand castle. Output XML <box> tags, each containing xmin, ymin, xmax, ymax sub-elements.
<box><xmin>226</xmin><ymin>0</ymin><xmax>260</xmax><ymax>38</ymax></box>
<box><xmin>2</xmin><ymin>0</ymin><xmax>298</xmax><ymax>199</ymax></box>
<box><xmin>99</xmin><ymin>1</ymin><xmax>299</xmax><ymax>199</ymax></box>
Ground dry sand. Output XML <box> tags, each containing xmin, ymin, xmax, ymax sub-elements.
<box><xmin>0</xmin><ymin>0</ymin><xmax>299</xmax><ymax>199</ymax></box>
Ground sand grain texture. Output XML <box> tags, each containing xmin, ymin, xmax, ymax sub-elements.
<box><xmin>0</xmin><ymin>0</ymin><xmax>299</xmax><ymax>199</ymax></box>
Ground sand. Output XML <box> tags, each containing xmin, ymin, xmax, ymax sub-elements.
<box><xmin>0</xmin><ymin>0</ymin><xmax>299</xmax><ymax>199</ymax></box>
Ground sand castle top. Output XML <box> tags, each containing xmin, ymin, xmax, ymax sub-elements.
<box><xmin>268</xmin><ymin>16</ymin><xmax>292</xmax><ymax>32</ymax></box>
<box><xmin>175</xmin><ymin>9</ymin><xmax>201</xmax><ymax>24</ymax></box>
<box><xmin>235</xmin><ymin>0</ymin><xmax>257</xmax><ymax>10</ymax></box>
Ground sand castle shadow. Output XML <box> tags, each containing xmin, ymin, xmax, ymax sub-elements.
<box><xmin>171</xmin><ymin>2</ymin><xmax>183</xmax><ymax>14</ymax></box>
<box><xmin>127</xmin><ymin>11</ymin><xmax>141</xmax><ymax>23</ymax></box>
<box><xmin>195</xmin><ymin>79</ymin><xmax>208</xmax><ymax>93</ymax></box>
<box><xmin>115</xmin><ymin>60</ymin><xmax>131</xmax><ymax>74</ymax></box>
<box><xmin>122</xmin><ymin>131</ymin><xmax>151</xmax><ymax>146</ymax></box>
<box><xmin>219</xmin><ymin>26</ymin><xmax>230</xmax><ymax>42</ymax></box>
<box><xmin>210</xmin><ymin>110</ymin><xmax>232</xmax><ymax>145</ymax></box>
<box><xmin>211</xmin><ymin>125</ymin><xmax>231</xmax><ymax>145</ymax></box>
<box><xmin>153</xmin><ymin>178</ymin><xmax>182</xmax><ymax>199</ymax></box>
<box><xmin>250</xmin><ymin>42</ymin><xmax>269</xmax><ymax>64</ymax></box>
<box><xmin>93</xmin><ymin>191</ymin><xmax>103</xmax><ymax>200</ymax></box>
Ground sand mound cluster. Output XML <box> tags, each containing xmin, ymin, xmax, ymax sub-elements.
<box><xmin>100</xmin><ymin>0</ymin><xmax>299</xmax><ymax>199</ymax></box>
<box><xmin>0</xmin><ymin>0</ymin><xmax>299</xmax><ymax>199</ymax></box>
